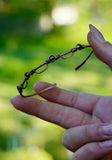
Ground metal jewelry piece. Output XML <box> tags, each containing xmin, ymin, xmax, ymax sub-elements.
<box><xmin>17</xmin><ymin>44</ymin><xmax>92</xmax><ymax>97</ymax></box>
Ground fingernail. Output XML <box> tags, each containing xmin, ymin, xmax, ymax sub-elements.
<box><xmin>99</xmin><ymin>140</ymin><xmax>112</xmax><ymax>148</ymax></box>
<box><xmin>89</xmin><ymin>24</ymin><xmax>105</xmax><ymax>43</ymax></box>
<box><xmin>99</xmin><ymin>124</ymin><xmax>112</xmax><ymax>137</ymax></box>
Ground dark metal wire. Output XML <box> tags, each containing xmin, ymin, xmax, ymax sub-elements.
<box><xmin>17</xmin><ymin>44</ymin><xmax>92</xmax><ymax>97</ymax></box>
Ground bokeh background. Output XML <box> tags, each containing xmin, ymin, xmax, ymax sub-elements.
<box><xmin>0</xmin><ymin>0</ymin><xmax>112</xmax><ymax>159</ymax></box>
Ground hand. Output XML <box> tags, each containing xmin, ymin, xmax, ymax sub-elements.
<box><xmin>10</xmin><ymin>24</ymin><xmax>112</xmax><ymax>160</ymax></box>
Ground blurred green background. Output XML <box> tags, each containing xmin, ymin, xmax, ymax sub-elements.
<box><xmin>0</xmin><ymin>0</ymin><xmax>112</xmax><ymax>159</ymax></box>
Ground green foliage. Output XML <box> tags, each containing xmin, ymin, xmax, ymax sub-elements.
<box><xmin>0</xmin><ymin>148</ymin><xmax>54</xmax><ymax>160</ymax></box>
<box><xmin>0</xmin><ymin>0</ymin><xmax>112</xmax><ymax>160</ymax></box>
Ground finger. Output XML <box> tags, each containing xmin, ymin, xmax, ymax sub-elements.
<box><xmin>87</xmin><ymin>24</ymin><xmax>112</xmax><ymax>70</ymax></box>
<box><xmin>10</xmin><ymin>95</ymin><xmax>91</xmax><ymax>129</ymax></box>
<box><xmin>72</xmin><ymin>141</ymin><xmax>112</xmax><ymax>160</ymax></box>
<box><xmin>62</xmin><ymin>124</ymin><xmax>112</xmax><ymax>152</ymax></box>
<box><xmin>101</xmin><ymin>153</ymin><xmax>112</xmax><ymax>160</ymax></box>
<box><xmin>34</xmin><ymin>81</ymin><xmax>101</xmax><ymax>114</ymax></box>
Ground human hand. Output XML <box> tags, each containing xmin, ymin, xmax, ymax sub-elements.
<box><xmin>11</xmin><ymin>81</ymin><xmax>112</xmax><ymax>160</ymax></box>
<box><xmin>10</xmin><ymin>24</ymin><xmax>112</xmax><ymax>159</ymax></box>
<box><xmin>62</xmin><ymin>25</ymin><xmax>112</xmax><ymax>160</ymax></box>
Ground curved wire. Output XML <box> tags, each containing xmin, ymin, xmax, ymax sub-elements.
<box><xmin>17</xmin><ymin>44</ymin><xmax>92</xmax><ymax>97</ymax></box>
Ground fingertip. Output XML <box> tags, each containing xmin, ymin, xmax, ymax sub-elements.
<box><xmin>62</xmin><ymin>129</ymin><xmax>75</xmax><ymax>151</ymax></box>
<box><xmin>9</xmin><ymin>95</ymin><xmax>41</xmax><ymax>116</ymax></box>
<box><xmin>33</xmin><ymin>81</ymin><xmax>41</xmax><ymax>92</ymax></box>
<box><xmin>87</xmin><ymin>30</ymin><xmax>93</xmax><ymax>44</ymax></box>
<box><xmin>9</xmin><ymin>95</ymin><xmax>32</xmax><ymax>111</ymax></box>
<box><xmin>9</xmin><ymin>95</ymin><xmax>21</xmax><ymax>106</ymax></box>
<box><xmin>88</xmin><ymin>24</ymin><xmax>105</xmax><ymax>44</ymax></box>
<box><xmin>87</xmin><ymin>28</ymin><xmax>100</xmax><ymax>46</ymax></box>
<box><xmin>87</xmin><ymin>24</ymin><xmax>96</xmax><ymax>45</ymax></box>
<box><xmin>9</xmin><ymin>95</ymin><xmax>26</xmax><ymax>109</ymax></box>
<box><xmin>33</xmin><ymin>81</ymin><xmax>53</xmax><ymax>93</ymax></box>
<box><xmin>87</xmin><ymin>25</ymin><xmax>112</xmax><ymax>69</ymax></box>
<box><xmin>62</xmin><ymin>130</ymin><xmax>69</xmax><ymax>146</ymax></box>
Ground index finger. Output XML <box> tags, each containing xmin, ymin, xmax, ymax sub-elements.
<box><xmin>10</xmin><ymin>95</ymin><xmax>91</xmax><ymax>129</ymax></box>
<box><xmin>34</xmin><ymin>81</ymin><xmax>101</xmax><ymax>114</ymax></box>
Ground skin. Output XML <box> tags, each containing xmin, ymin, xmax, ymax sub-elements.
<box><xmin>10</xmin><ymin>25</ymin><xmax>112</xmax><ymax>160</ymax></box>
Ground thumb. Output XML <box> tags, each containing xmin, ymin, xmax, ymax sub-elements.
<box><xmin>87</xmin><ymin>24</ymin><xmax>112</xmax><ymax>70</ymax></box>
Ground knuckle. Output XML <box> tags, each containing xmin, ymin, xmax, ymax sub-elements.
<box><xmin>85</xmin><ymin>124</ymin><xmax>103</xmax><ymax>141</ymax></box>
<box><xmin>70</xmin><ymin>93</ymin><xmax>78</xmax><ymax>107</ymax></box>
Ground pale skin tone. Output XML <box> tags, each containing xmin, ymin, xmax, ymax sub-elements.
<box><xmin>10</xmin><ymin>25</ymin><xmax>112</xmax><ymax>160</ymax></box>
